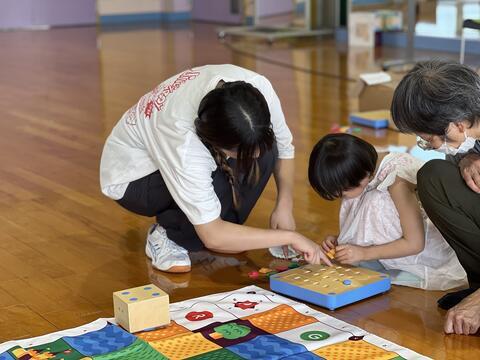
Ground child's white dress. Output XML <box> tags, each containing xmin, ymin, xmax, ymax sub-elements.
<box><xmin>337</xmin><ymin>153</ymin><xmax>467</xmax><ymax>290</ymax></box>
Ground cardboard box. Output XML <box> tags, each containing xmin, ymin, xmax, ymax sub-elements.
<box><xmin>355</xmin><ymin>72</ymin><xmax>402</xmax><ymax>112</ymax></box>
<box><xmin>349</xmin><ymin>12</ymin><xmax>376</xmax><ymax>47</ymax></box>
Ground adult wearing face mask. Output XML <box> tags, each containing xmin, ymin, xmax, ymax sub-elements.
<box><xmin>391</xmin><ymin>60</ymin><xmax>480</xmax><ymax>336</ymax></box>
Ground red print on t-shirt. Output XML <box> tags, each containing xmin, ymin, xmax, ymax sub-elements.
<box><xmin>142</xmin><ymin>70</ymin><xmax>200</xmax><ymax>119</ymax></box>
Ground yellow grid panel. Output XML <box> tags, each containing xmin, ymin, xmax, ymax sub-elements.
<box><xmin>313</xmin><ymin>340</ymin><xmax>399</xmax><ymax>360</ymax></box>
<box><xmin>274</xmin><ymin>264</ymin><xmax>386</xmax><ymax>295</ymax></box>
<box><xmin>136</xmin><ymin>321</ymin><xmax>191</xmax><ymax>342</ymax></box>
<box><xmin>243</xmin><ymin>304</ymin><xmax>317</xmax><ymax>334</ymax></box>
<box><xmin>149</xmin><ymin>332</ymin><xmax>220</xmax><ymax>360</ymax></box>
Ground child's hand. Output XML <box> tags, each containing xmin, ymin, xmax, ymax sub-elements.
<box><xmin>335</xmin><ymin>244</ymin><xmax>366</xmax><ymax>265</ymax></box>
<box><xmin>270</xmin><ymin>206</ymin><xmax>297</xmax><ymax>259</ymax></box>
<box><xmin>321</xmin><ymin>235</ymin><xmax>338</xmax><ymax>253</ymax></box>
<box><xmin>291</xmin><ymin>235</ymin><xmax>332</xmax><ymax>266</ymax></box>
<box><xmin>304</xmin><ymin>245</ymin><xmax>333</xmax><ymax>266</ymax></box>
<box><xmin>270</xmin><ymin>205</ymin><xmax>296</xmax><ymax>231</ymax></box>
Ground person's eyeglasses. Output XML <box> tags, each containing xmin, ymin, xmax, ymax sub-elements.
<box><xmin>416</xmin><ymin>136</ymin><xmax>434</xmax><ymax>150</ymax></box>
<box><xmin>416</xmin><ymin>132</ymin><xmax>449</xmax><ymax>150</ymax></box>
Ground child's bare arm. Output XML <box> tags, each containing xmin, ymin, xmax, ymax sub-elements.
<box><xmin>359</xmin><ymin>176</ymin><xmax>425</xmax><ymax>261</ymax></box>
<box><xmin>321</xmin><ymin>235</ymin><xmax>338</xmax><ymax>252</ymax></box>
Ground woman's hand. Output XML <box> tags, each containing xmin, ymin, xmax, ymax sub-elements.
<box><xmin>445</xmin><ymin>289</ymin><xmax>480</xmax><ymax>335</ymax></box>
<box><xmin>459</xmin><ymin>153</ymin><xmax>480</xmax><ymax>193</ymax></box>
<box><xmin>270</xmin><ymin>204</ymin><xmax>296</xmax><ymax>231</ymax></box>
<box><xmin>291</xmin><ymin>234</ymin><xmax>332</xmax><ymax>266</ymax></box>
<box><xmin>270</xmin><ymin>204</ymin><xmax>296</xmax><ymax>258</ymax></box>
<box><xmin>321</xmin><ymin>235</ymin><xmax>338</xmax><ymax>253</ymax></box>
<box><xmin>335</xmin><ymin>244</ymin><xmax>366</xmax><ymax>265</ymax></box>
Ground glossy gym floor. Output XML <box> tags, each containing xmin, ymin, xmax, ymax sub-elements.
<box><xmin>0</xmin><ymin>22</ymin><xmax>478</xmax><ymax>358</ymax></box>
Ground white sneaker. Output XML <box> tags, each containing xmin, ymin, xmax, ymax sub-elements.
<box><xmin>269</xmin><ymin>245</ymin><xmax>301</xmax><ymax>260</ymax></box>
<box><xmin>145</xmin><ymin>224</ymin><xmax>191</xmax><ymax>273</ymax></box>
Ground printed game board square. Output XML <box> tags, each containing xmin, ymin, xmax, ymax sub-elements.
<box><xmin>0</xmin><ymin>353</ymin><xmax>14</xmax><ymax>360</ymax></box>
<box><xmin>172</xmin><ymin>303</ymin><xmax>237</xmax><ymax>331</ymax></box>
<box><xmin>92</xmin><ymin>338</ymin><xmax>167</xmax><ymax>359</ymax></box>
<box><xmin>149</xmin><ymin>332</ymin><xmax>220</xmax><ymax>359</ymax></box>
<box><xmin>281</xmin><ymin>352</ymin><xmax>326</xmax><ymax>360</ymax></box>
<box><xmin>243</xmin><ymin>304</ymin><xmax>317</xmax><ymax>334</ymax></box>
<box><xmin>227</xmin><ymin>334</ymin><xmax>307</xmax><ymax>360</ymax></box>
<box><xmin>8</xmin><ymin>339</ymin><xmax>86</xmax><ymax>360</ymax></box>
<box><xmin>137</xmin><ymin>321</ymin><xmax>191</xmax><ymax>342</ymax></box>
<box><xmin>186</xmin><ymin>348</ymin><xmax>244</xmax><ymax>360</ymax></box>
<box><xmin>195</xmin><ymin>319</ymin><xmax>269</xmax><ymax>347</ymax></box>
<box><xmin>274</xmin><ymin>321</ymin><xmax>352</xmax><ymax>351</ymax></box>
<box><xmin>63</xmin><ymin>323</ymin><xmax>136</xmax><ymax>355</ymax></box>
<box><xmin>312</xmin><ymin>340</ymin><xmax>400</xmax><ymax>360</ymax></box>
<box><xmin>214</xmin><ymin>293</ymin><xmax>279</xmax><ymax>319</ymax></box>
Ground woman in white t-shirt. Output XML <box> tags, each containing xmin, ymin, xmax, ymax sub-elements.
<box><xmin>100</xmin><ymin>64</ymin><xmax>329</xmax><ymax>273</ymax></box>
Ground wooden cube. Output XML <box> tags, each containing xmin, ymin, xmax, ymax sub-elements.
<box><xmin>113</xmin><ymin>284</ymin><xmax>169</xmax><ymax>333</ymax></box>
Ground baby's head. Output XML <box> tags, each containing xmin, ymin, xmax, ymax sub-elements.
<box><xmin>308</xmin><ymin>133</ymin><xmax>378</xmax><ymax>200</ymax></box>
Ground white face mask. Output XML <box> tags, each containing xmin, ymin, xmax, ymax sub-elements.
<box><xmin>435</xmin><ymin>131</ymin><xmax>477</xmax><ymax>156</ymax></box>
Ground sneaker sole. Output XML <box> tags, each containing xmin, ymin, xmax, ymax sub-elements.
<box><xmin>145</xmin><ymin>243</ymin><xmax>153</xmax><ymax>260</ymax></box>
<box><xmin>146</xmin><ymin>242</ymin><xmax>191</xmax><ymax>273</ymax></box>
<box><xmin>159</xmin><ymin>265</ymin><xmax>191</xmax><ymax>273</ymax></box>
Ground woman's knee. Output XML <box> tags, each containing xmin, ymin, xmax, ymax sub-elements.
<box><xmin>116</xmin><ymin>198</ymin><xmax>159</xmax><ymax>217</ymax></box>
<box><xmin>416</xmin><ymin>160</ymin><xmax>465</xmax><ymax>218</ymax></box>
<box><xmin>417</xmin><ymin>160</ymin><xmax>457</xmax><ymax>193</ymax></box>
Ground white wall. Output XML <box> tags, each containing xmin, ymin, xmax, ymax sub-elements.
<box><xmin>192</xmin><ymin>0</ymin><xmax>242</xmax><ymax>24</ymax></box>
<box><xmin>97</xmin><ymin>0</ymin><xmax>191</xmax><ymax>16</ymax></box>
<box><xmin>256</xmin><ymin>0</ymin><xmax>293</xmax><ymax>18</ymax></box>
<box><xmin>0</xmin><ymin>0</ymin><xmax>96</xmax><ymax>29</ymax></box>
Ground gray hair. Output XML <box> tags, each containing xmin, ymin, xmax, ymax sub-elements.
<box><xmin>391</xmin><ymin>59</ymin><xmax>480</xmax><ymax>135</ymax></box>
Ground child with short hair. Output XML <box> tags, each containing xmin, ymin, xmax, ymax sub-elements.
<box><xmin>308</xmin><ymin>133</ymin><xmax>467</xmax><ymax>290</ymax></box>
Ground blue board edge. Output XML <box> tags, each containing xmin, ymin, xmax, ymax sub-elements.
<box><xmin>270</xmin><ymin>274</ymin><xmax>391</xmax><ymax>310</ymax></box>
<box><xmin>349</xmin><ymin>115</ymin><xmax>389</xmax><ymax>129</ymax></box>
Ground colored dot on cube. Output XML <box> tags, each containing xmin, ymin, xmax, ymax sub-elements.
<box><xmin>121</xmin><ymin>292</ymin><xmax>130</xmax><ymax>295</ymax></box>
<box><xmin>129</xmin><ymin>297</ymin><xmax>138</xmax><ymax>301</ymax></box>
<box><xmin>152</xmin><ymin>292</ymin><xmax>160</xmax><ymax>296</ymax></box>
<box><xmin>144</xmin><ymin>286</ymin><xmax>152</xmax><ymax>290</ymax></box>
<box><xmin>343</xmin><ymin>280</ymin><xmax>352</xmax><ymax>285</ymax></box>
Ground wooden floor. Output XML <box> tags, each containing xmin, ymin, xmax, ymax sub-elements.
<box><xmin>0</xmin><ymin>22</ymin><xmax>478</xmax><ymax>358</ymax></box>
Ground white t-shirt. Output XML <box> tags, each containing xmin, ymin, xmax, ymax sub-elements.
<box><xmin>100</xmin><ymin>64</ymin><xmax>294</xmax><ymax>225</ymax></box>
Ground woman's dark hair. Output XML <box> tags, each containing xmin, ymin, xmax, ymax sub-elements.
<box><xmin>195</xmin><ymin>81</ymin><xmax>275</xmax><ymax>208</ymax></box>
<box><xmin>391</xmin><ymin>59</ymin><xmax>480</xmax><ymax>135</ymax></box>
<box><xmin>308</xmin><ymin>134</ymin><xmax>377</xmax><ymax>200</ymax></box>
